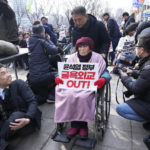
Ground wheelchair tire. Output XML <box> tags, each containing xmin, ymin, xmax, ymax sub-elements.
<box><xmin>104</xmin><ymin>83</ymin><xmax>111</xmax><ymax>121</ymax></box>
<box><xmin>99</xmin><ymin>128</ymin><xmax>104</xmax><ymax>141</ymax></box>
<box><xmin>94</xmin><ymin>83</ymin><xmax>111</xmax><ymax>140</ymax></box>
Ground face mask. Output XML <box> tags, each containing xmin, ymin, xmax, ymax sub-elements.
<box><xmin>136</xmin><ymin>48</ymin><xmax>142</xmax><ymax>58</ymax></box>
<box><xmin>136</xmin><ymin>49</ymin><xmax>140</xmax><ymax>57</ymax></box>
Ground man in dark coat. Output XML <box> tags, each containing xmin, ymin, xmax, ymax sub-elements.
<box><xmin>103</xmin><ymin>13</ymin><xmax>121</xmax><ymax>64</ymax></box>
<box><xmin>135</xmin><ymin>21</ymin><xmax>150</xmax><ymax>44</ymax></box>
<box><xmin>41</xmin><ymin>17</ymin><xmax>57</xmax><ymax>45</ymax></box>
<box><xmin>116</xmin><ymin>28</ymin><xmax>150</xmax><ymax>125</ymax></box>
<box><xmin>0</xmin><ymin>0</ymin><xmax>18</xmax><ymax>44</ymax></box>
<box><xmin>28</xmin><ymin>22</ymin><xmax>62</xmax><ymax>104</ymax></box>
<box><xmin>122</xmin><ymin>12</ymin><xmax>135</xmax><ymax>36</ymax></box>
<box><xmin>0</xmin><ymin>64</ymin><xmax>42</xmax><ymax>150</ymax></box>
<box><xmin>71</xmin><ymin>6</ymin><xmax>110</xmax><ymax>59</ymax></box>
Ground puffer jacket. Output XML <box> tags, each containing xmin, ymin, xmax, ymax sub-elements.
<box><xmin>28</xmin><ymin>34</ymin><xmax>58</xmax><ymax>83</ymax></box>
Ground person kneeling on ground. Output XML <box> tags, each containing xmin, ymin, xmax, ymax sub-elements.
<box><xmin>116</xmin><ymin>28</ymin><xmax>150</xmax><ymax>127</ymax></box>
<box><xmin>54</xmin><ymin>37</ymin><xmax>111</xmax><ymax>139</ymax></box>
<box><xmin>28</xmin><ymin>21</ymin><xmax>63</xmax><ymax>104</ymax></box>
<box><xmin>0</xmin><ymin>64</ymin><xmax>42</xmax><ymax>150</ymax></box>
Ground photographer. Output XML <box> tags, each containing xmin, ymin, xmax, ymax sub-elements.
<box><xmin>116</xmin><ymin>28</ymin><xmax>150</xmax><ymax>128</ymax></box>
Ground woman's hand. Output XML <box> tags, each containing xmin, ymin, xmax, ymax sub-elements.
<box><xmin>55</xmin><ymin>76</ymin><xmax>64</xmax><ymax>85</ymax></box>
<box><xmin>94</xmin><ymin>78</ymin><xmax>106</xmax><ymax>89</ymax></box>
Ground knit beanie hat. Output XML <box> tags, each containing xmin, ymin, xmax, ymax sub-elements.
<box><xmin>32</xmin><ymin>24</ymin><xmax>45</xmax><ymax>34</ymax></box>
<box><xmin>75</xmin><ymin>37</ymin><xmax>95</xmax><ymax>51</ymax></box>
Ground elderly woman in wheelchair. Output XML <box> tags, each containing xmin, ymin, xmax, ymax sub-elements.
<box><xmin>53</xmin><ymin>37</ymin><xmax>111</xmax><ymax>145</ymax></box>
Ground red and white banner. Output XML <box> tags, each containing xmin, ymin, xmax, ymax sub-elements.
<box><xmin>58</xmin><ymin>62</ymin><xmax>99</xmax><ymax>91</ymax></box>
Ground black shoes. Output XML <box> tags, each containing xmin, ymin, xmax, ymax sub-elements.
<box><xmin>144</xmin><ymin>135</ymin><xmax>150</xmax><ymax>150</ymax></box>
<box><xmin>143</xmin><ymin>122</ymin><xmax>150</xmax><ymax>130</ymax></box>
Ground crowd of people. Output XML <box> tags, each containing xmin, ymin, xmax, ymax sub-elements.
<box><xmin>1</xmin><ymin>0</ymin><xmax>150</xmax><ymax>149</ymax></box>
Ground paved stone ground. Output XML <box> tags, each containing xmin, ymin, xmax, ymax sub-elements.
<box><xmin>7</xmin><ymin>67</ymin><xmax>150</xmax><ymax>150</ymax></box>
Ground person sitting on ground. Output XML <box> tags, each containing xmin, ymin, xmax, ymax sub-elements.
<box><xmin>113</xmin><ymin>23</ymin><xmax>138</xmax><ymax>74</ymax></box>
<box><xmin>28</xmin><ymin>21</ymin><xmax>63</xmax><ymax>104</ymax></box>
<box><xmin>116</xmin><ymin>28</ymin><xmax>150</xmax><ymax>129</ymax></box>
<box><xmin>0</xmin><ymin>64</ymin><xmax>42</xmax><ymax>150</ymax></box>
<box><xmin>54</xmin><ymin>37</ymin><xmax>111</xmax><ymax>139</ymax></box>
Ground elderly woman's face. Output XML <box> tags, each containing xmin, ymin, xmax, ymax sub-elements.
<box><xmin>78</xmin><ymin>45</ymin><xmax>91</xmax><ymax>56</ymax></box>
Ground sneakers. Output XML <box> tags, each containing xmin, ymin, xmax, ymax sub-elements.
<box><xmin>79</xmin><ymin>128</ymin><xmax>88</xmax><ymax>140</ymax></box>
<box><xmin>67</xmin><ymin>127</ymin><xmax>80</xmax><ymax>138</ymax></box>
<box><xmin>143</xmin><ymin>135</ymin><xmax>150</xmax><ymax>149</ymax></box>
<box><xmin>47</xmin><ymin>94</ymin><xmax>55</xmax><ymax>104</ymax></box>
<box><xmin>46</xmin><ymin>99</ymin><xmax>55</xmax><ymax>104</ymax></box>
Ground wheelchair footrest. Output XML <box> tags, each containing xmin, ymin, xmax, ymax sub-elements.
<box><xmin>52</xmin><ymin>132</ymin><xmax>70</xmax><ymax>143</ymax></box>
<box><xmin>74</xmin><ymin>138</ymin><xmax>97</xmax><ymax>149</ymax></box>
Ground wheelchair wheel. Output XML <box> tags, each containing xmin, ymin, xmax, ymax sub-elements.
<box><xmin>95</xmin><ymin>83</ymin><xmax>111</xmax><ymax>140</ymax></box>
<box><xmin>104</xmin><ymin>83</ymin><xmax>111</xmax><ymax>121</ymax></box>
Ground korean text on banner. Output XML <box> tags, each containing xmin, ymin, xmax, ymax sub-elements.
<box><xmin>58</xmin><ymin>62</ymin><xmax>99</xmax><ymax>91</ymax></box>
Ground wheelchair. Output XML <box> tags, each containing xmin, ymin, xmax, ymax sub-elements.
<box><xmin>51</xmin><ymin>82</ymin><xmax>111</xmax><ymax>149</ymax></box>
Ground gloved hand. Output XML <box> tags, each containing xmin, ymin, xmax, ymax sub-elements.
<box><xmin>94</xmin><ymin>78</ymin><xmax>106</xmax><ymax>89</ymax></box>
<box><xmin>58</xmin><ymin>48</ymin><xmax>64</xmax><ymax>55</ymax></box>
<box><xmin>55</xmin><ymin>76</ymin><xmax>64</xmax><ymax>85</ymax></box>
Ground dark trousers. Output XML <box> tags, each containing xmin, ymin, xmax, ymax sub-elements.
<box><xmin>109</xmin><ymin>51</ymin><xmax>115</xmax><ymax>65</ymax></box>
<box><xmin>30</xmin><ymin>72</ymin><xmax>57</xmax><ymax>104</ymax></box>
<box><xmin>110</xmin><ymin>37</ymin><xmax>120</xmax><ymax>65</ymax></box>
<box><xmin>0</xmin><ymin>111</ymin><xmax>35</xmax><ymax>150</ymax></box>
<box><xmin>71</xmin><ymin>121</ymin><xmax>88</xmax><ymax>129</ymax></box>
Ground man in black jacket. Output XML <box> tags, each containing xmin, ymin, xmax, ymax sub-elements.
<box><xmin>0</xmin><ymin>64</ymin><xmax>42</xmax><ymax>150</ymax></box>
<box><xmin>116</xmin><ymin>28</ymin><xmax>150</xmax><ymax>125</ymax></box>
<box><xmin>71</xmin><ymin>6</ymin><xmax>110</xmax><ymax>59</ymax></box>
<box><xmin>103</xmin><ymin>13</ymin><xmax>121</xmax><ymax>64</ymax></box>
<box><xmin>122</xmin><ymin>12</ymin><xmax>135</xmax><ymax>36</ymax></box>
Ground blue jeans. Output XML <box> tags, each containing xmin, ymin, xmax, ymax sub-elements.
<box><xmin>116</xmin><ymin>103</ymin><xmax>145</xmax><ymax>122</ymax></box>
